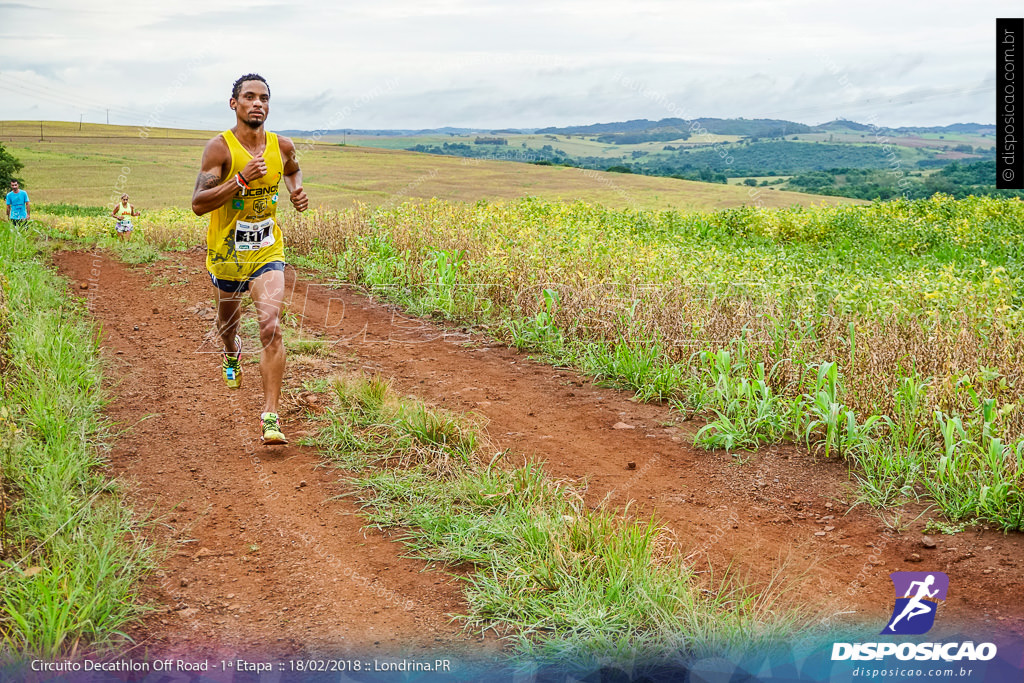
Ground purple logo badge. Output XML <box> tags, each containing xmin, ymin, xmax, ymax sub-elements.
<box><xmin>882</xmin><ymin>572</ymin><xmax>949</xmax><ymax>635</ymax></box>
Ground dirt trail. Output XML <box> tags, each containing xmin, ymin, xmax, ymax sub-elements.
<box><xmin>55</xmin><ymin>250</ymin><xmax>484</xmax><ymax>660</ymax></box>
<box><xmin>55</xmin><ymin>249</ymin><xmax>1024</xmax><ymax>657</ymax></box>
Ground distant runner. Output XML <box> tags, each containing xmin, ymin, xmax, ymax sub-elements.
<box><xmin>111</xmin><ymin>193</ymin><xmax>140</xmax><ymax>241</ymax></box>
<box><xmin>191</xmin><ymin>73</ymin><xmax>308</xmax><ymax>445</ymax></box>
<box><xmin>5</xmin><ymin>180</ymin><xmax>30</xmax><ymax>227</ymax></box>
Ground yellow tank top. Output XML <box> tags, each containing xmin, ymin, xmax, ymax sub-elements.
<box><xmin>114</xmin><ymin>201</ymin><xmax>133</xmax><ymax>218</ymax></box>
<box><xmin>205</xmin><ymin>129</ymin><xmax>285</xmax><ymax>281</ymax></box>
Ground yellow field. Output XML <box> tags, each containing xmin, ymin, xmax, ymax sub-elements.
<box><xmin>2</xmin><ymin>121</ymin><xmax>859</xmax><ymax>211</ymax></box>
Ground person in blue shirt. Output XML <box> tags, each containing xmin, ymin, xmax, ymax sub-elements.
<box><xmin>5</xmin><ymin>180</ymin><xmax>30</xmax><ymax>226</ymax></box>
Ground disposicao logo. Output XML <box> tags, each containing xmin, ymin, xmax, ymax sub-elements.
<box><xmin>831</xmin><ymin>571</ymin><xmax>998</xmax><ymax>662</ymax></box>
<box><xmin>882</xmin><ymin>571</ymin><xmax>948</xmax><ymax>635</ymax></box>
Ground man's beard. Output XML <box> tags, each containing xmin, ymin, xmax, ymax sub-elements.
<box><xmin>243</xmin><ymin>115</ymin><xmax>263</xmax><ymax>129</ymax></box>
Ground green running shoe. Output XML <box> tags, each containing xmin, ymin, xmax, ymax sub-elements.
<box><xmin>261</xmin><ymin>412</ymin><xmax>287</xmax><ymax>445</ymax></box>
<box><xmin>222</xmin><ymin>335</ymin><xmax>242</xmax><ymax>389</ymax></box>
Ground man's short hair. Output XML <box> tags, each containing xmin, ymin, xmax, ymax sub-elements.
<box><xmin>232</xmin><ymin>74</ymin><xmax>270</xmax><ymax>100</ymax></box>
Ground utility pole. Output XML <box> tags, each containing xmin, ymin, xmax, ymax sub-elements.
<box><xmin>80</xmin><ymin>114</ymin><xmax>83</xmax><ymax>131</ymax></box>
<box><xmin>106</xmin><ymin>109</ymin><xmax>109</xmax><ymax>125</ymax></box>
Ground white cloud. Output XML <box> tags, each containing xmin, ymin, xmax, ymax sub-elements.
<box><xmin>0</xmin><ymin>0</ymin><xmax>1015</xmax><ymax>129</ymax></box>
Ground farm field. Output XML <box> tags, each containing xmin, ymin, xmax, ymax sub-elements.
<box><xmin>795</xmin><ymin>131</ymin><xmax>995</xmax><ymax>151</ymax></box>
<box><xmin>0</xmin><ymin>120</ymin><xmax>214</xmax><ymax>139</ymax></box>
<box><xmin>776</xmin><ymin>137</ymin><xmax>986</xmax><ymax>166</ymax></box>
<box><xmin>338</xmin><ymin>125</ymin><xmax>995</xmax><ymax>185</ymax></box>
<box><xmin>49</xmin><ymin>194</ymin><xmax>1022</xmax><ymax>530</ymax></box>
<box><xmin>345</xmin><ymin>131</ymin><xmax>743</xmax><ymax>159</ymax></box>
<box><xmin>1</xmin><ymin>121</ymin><xmax>850</xmax><ymax>212</ymax></box>
<box><xmin>3</xmin><ymin>127</ymin><xmax>1022</xmax><ymax>671</ymax></box>
<box><xmin>35</xmin><ymin>235</ymin><xmax>1024</xmax><ymax>661</ymax></box>
<box><xmin>345</xmin><ymin>129</ymin><xmax>993</xmax><ymax>160</ymax></box>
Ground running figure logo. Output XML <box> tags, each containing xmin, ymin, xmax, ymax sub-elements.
<box><xmin>882</xmin><ymin>572</ymin><xmax>949</xmax><ymax>635</ymax></box>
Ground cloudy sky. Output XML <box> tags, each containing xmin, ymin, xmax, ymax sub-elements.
<box><xmin>0</xmin><ymin>0</ymin><xmax>1015</xmax><ymax>131</ymax></box>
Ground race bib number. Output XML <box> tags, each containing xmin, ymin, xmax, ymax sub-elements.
<box><xmin>234</xmin><ymin>218</ymin><xmax>275</xmax><ymax>251</ymax></box>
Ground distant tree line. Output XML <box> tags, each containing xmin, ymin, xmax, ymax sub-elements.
<box><xmin>641</xmin><ymin>141</ymin><xmax>912</xmax><ymax>176</ymax></box>
<box><xmin>596</xmin><ymin>131</ymin><xmax>690</xmax><ymax>144</ymax></box>
<box><xmin>408</xmin><ymin>142</ymin><xmax>574</xmax><ymax>165</ymax></box>
<box><xmin>783</xmin><ymin>161</ymin><xmax>1022</xmax><ymax>200</ymax></box>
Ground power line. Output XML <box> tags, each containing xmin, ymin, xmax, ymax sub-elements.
<box><xmin>0</xmin><ymin>73</ymin><xmax>215</xmax><ymax>128</ymax></box>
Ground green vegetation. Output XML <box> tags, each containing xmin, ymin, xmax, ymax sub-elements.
<box><xmin>311</xmin><ymin>373</ymin><xmax>804</xmax><ymax>663</ymax></box>
<box><xmin>351</xmin><ymin>120</ymin><xmax>1006</xmax><ymax>201</ymax></box>
<box><xmin>536</xmin><ymin>117</ymin><xmax>814</xmax><ymax>138</ymax></box>
<box><xmin>9</xmin><ymin>122</ymin><xmax>1019</xmax><ymax>664</ymax></box>
<box><xmin>33</xmin><ymin>203</ymin><xmax>109</xmax><ymax>218</ymax></box>
<box><xmin>281</xmin><ymin>195</ymin><xmax>1024</xmax><ymax>530</ymax></box>
<box><xmin>785</xmin><ymin>161</ymin><xmax>1019</xmax><ymax>201</ymax></box>
<box><xmin>0</xmin><ymin>222</ymin><xmax>152</xmax><ymax>657</ymax></box>
<box><xmin>43</xmin><ymin>194</ymin><xmax>1024</xmax><ymax>530</ymax></box>
<box><xmin>596</xmin><ymin>130</ymin><xmax>690</xmax><ymax>144</ymax></box>
<box><xmin>0</xmin><ymin>143</ymin><xmax>24</xmax><ymax>187</ymax></box>
<box><xmin>391</xmin><ymin>136</ymin><xmax>1008</xmax><ymax>200</ymax></box>
<box><xmin>647</xmin><ymin>141</ymin><xmax>914</xmax><ymax>176</ymax></box>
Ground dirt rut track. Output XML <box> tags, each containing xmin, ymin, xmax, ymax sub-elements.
<box><xmin>53</xmin><ymin>249</ymin><xmax>1023</xmax><ymax>658</ymax></box>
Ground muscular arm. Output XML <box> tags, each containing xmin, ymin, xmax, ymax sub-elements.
<box><xmin>190</xmin><ymin>136</ymin><xmax>234</xmax><ymax>216</ymax></box>
<box><xmin>278</xmin><ymin>136</ymin><xmax>308</xmax><ymax>212</ymax></box>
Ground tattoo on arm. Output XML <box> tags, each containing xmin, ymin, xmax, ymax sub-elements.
<box><xmin>194</xmin><ymin>171</ymin><xmax>221</xmax><ymax>193</ymax></box>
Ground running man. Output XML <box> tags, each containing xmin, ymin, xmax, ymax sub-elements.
<box><xmin>5</xmin><ymin>180</ymin><xmax>30</xmax><ymax>226</ymax></box>
<box><xmin>191</xmin><ymin>73</ymin><xmax>308</xmax><ymax>445</ymax></box>
<box><xmin>111</xmin><ymin>193</ymin><xmax>140</xmax><ymax>241</ymax></box>
<box><xmin>885</xmin><ymin>574</ymin><xmax>939</xmax><ymax>632</ymax></box>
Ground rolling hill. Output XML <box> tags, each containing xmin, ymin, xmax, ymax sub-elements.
<box><xmin>0</xmin><ymin>121</ymin><xmax>858</xmax><ymax>211</ymax></box>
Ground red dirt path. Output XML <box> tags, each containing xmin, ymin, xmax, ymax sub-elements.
<box><xmin>54</xmin><ymin>249</ymin><xmax>1024</xmax><ymax>658</ymax></box>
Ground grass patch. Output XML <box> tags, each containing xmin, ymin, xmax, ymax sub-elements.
<box><xmin>32</xmin><ymin>203</ymin><xmax>109</xmax><ymax>218</ymax></box>
<box><xmin>0</xmin><ymin>222</ymin><xmax>153</xmax><ymax>658</ymax></box>
<box><xmin>285</xmin><ymin>336</ymin><xmax>331</xmax><ymax>357</ymax></box>
<box><xmin>107</xmin><ymin>237</ymin><xmax>162</xmax><ymax>265</ymax></box>
<box><xmin>312</xmin><ymin>373</ymin><xmax>806</xmax><ymax>665</ymax></box>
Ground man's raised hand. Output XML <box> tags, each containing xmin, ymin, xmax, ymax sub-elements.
<box><xmin>241</xmin><ymin>152</ymin><xmax>268</xmax><ymax>183</ymax></box>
